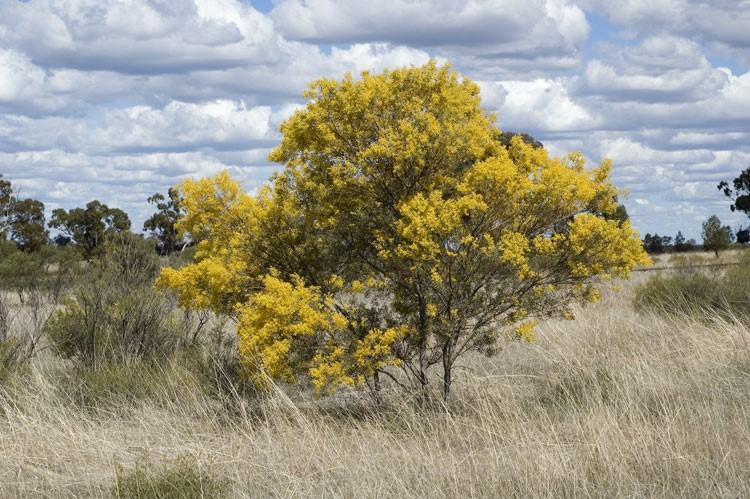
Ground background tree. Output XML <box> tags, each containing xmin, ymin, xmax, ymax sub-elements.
<box><xmin>158</xmin><ymin>63</ymin><xmax>649</xmax><ymax>402</ymax></box>
<box><xmin>718</xmin><ymin>166</ymin><xmax>750</xmax><ymax>217</ymax></box>
<box><xmin>643</xmin><ymin>233</ymin><xmax>671</xmax><ymax>254</ymax></box>
<box><xmin>606</xmin><ymin>201</ymin><xmax>629</xmax><ymax>225</ymax></box>
<box><xmin>49</xmin><ymin>200</ymin><xmax>131</xmax><ymax>257</ymax></box>
<box><xmin>673</xmin><ymin>231</ymin><xmax>695</xmax><ymax>252</ymax></box>
<box><xmin>0</xmin><ymin>176</ymin><xmax>48</xmax><ymax>252</ymax></box>
<box><xmin>736</xmin><ymin>227</ymin><xmax>750</xmax><ymax>245</ymax></box>
<box><xmin>702</xmin><ymin>215</ymin><xmax>733</xmax><ymax>257</ymax></box>
<box><xmin>144</xmin><ymin>188</ymin><xmax>186</xmax><ymax>255</ymax></box>
<box><xmin>9</xmin><ymin>198</ymin><xmax>47</xmax><ymax>252</ymax></box>
<box><xmin>0</xmin><ymin>175</ymin><xmax>12</xmax><ymax>240</ymax></box>
<box><xmin>497</xmin><ymin>131</ymin><xmax>543</xmax><ymax>150</ymax></box>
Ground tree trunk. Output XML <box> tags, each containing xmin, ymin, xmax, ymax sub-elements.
<box><xmin>416</xmin><ymin>294</ymin><xmax>430</xmax><ymax>401</ymax></box>
<box><xmin>441</xmin><ymin>324</ymin><xmax>463</xmax><ymax>404</ymax></box>
<box><xmin>442</xmin><ymin>359</ymin><xmax>452</xmax><ymax>403</ymax></box>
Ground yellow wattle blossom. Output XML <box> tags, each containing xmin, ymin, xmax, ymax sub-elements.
<box><xmin>353</xmin><ymin>326</ymin><xmax>407</xmax><ymax>375</ymax></box>
<box><xmin>236</xmin><ymin>273</ymin><xmax>346</xmax><ymax>388</ymax></box>
<box><xmin>515</xmin><ymin>320</ymin><xmax>537</xmax><ymax>343</ymax></box>
<box><xmin>309</xmin><ymin>346</ymin><xmax>356</xmax><ymax>393</ymax></box>
<box><xmin>426</xmin><ymin>303</ymin><xmax>438</xmax><ymax>317</ymax></box>
<box><xmin>498</xmin><ymin>231</ymin><xmax>531</xmax><ymax>277</ymax></box>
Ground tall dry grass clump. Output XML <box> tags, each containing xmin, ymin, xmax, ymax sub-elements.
<box><xmin>2</xmin><ymin>273</ymin><xmax>750</xmax><ymax>497</ymax></box>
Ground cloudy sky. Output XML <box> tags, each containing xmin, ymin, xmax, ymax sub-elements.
<box><xmin>1</xmin><ymin>0</ymin><xmax>749</xmax><ymax>240</ymax></box>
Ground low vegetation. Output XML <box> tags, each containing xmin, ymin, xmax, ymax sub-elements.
<box><xmin>112</xmin><ymin>454</ymin><xmax>231</xmax><ymax>499</ymax></box>
<box><xmin>635</xmin><ymin>252</ymin><xmax>750</xmax><ymax>321</ymax></box>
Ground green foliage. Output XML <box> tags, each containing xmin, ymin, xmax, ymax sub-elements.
<box><xmin>634</xmin><ymin>254</ymin><xmax>750</xmax><ymax>321</ymax></box>
<box><xmin>736</xmin><ymin>227</ymin><xmax>750</xmax><ymax>245</ymax></box>
<box><xmin>8</xmin><ymin>198</ymin><xmax>47</xmax><ymax>252</ymax></box>
<box><xmin>0</xmin><ymin>242</ymin><xmax>81</xmax><ymax>360</ymax></box>
<box><xmin>45</xmin><ymin>233</ymin><xmax>179</xmax><ymax>367</ymax></box>
<box><xmin>718</xmin><ymin>166</ymin><xmax>750</xmax><ymax>218</ymax></box>
<box><xmin>642</xmin><ymin>233</ymin><xmax>672</xmax><ymax>254</ymax></box>
<box><xmin>0</xmin><ymin>175</ymin><xmax>48</xmax><ymax>252</ymax></box>
<box><xmin>701</xmin><ymin>215</ymin><xmax>733</xmax><ymax>257</ymax></box>
<box><xmin>496</xmin><ymin>130</ymin><xmax>543</xmax><ymax>150</ymax></box>
<box><xmin>49</xmin><ymin>200</ymin><xmax>131</xmax><ymax>257</ymax></box>
<box><xmin>112</xmin><ymin>455</ymin><xmax>230</xmax><ymax>499</ymax></box>
<box><xmin>673</xmin><ymin>231</ymin><xmax>695</xmax><ymax>252</ymax></box>
<box><xmin>606</xmin><ymin>202</ymin><xmax>630</xmax><ymax>225</ymax></box>
<box><xmin>144</xmin><ymin>188</ymin><xmax>187</xmax><ymax>255</ymax></box>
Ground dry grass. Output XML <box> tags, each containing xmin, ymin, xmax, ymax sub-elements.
<box><xmin>2</xmin><ymin>279</ymin><xmax>750</xmax><ymax>498</ymax></box>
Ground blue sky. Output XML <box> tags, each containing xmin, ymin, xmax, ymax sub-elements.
<box><xmin>1</xmin><ymin>0</ymin><xmax>749</xmax><ymax>240</ymax></box>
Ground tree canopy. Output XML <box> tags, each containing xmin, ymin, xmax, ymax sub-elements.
<box><xmin>157</xmin><ymin>62</ymin><xmax>649</xmax><ymax>401</ymax></box>
<box><xmin>144</xmin><ymin>188</ymin><xmax>186</xmax><ymax>255</ymax></box>
<box><xmin>736</xmin><ymin>227</ymin><xmax>750</xmax><ymax>245</ymax></box>
<box><xmin>701</xmin><ymin>215</ymin><xmax>733</xmax><ymax>257</ymax></box>
<box><xmin>49</xmin><ymin>200</ymin><xmax>131</xmax><ymax>257</ymax></box>
<box><xmin>0</xmin><ymin>175</ymin><xmax>48</xmax><ymax>252</ymax></box>
<box><xmin>9</xmin><ymin>198</ymin><xmax>47</xmax><ymax>252</ymax></box>
<box><xmin>718</xmin><ymin>166</ymin><xmax>750</xmax><ymax>218</ymax></box>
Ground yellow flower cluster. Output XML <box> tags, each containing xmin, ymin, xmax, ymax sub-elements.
<box><xmin>236</xmin><ymin>273</ymin><xmax>347</xmax><ymax>388</ymax></box>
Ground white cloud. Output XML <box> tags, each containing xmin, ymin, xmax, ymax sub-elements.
<box><xmin>0</xmin><ymin>0</ymin><xmax>281</xmax><ymax>74</ymax></box>
<box><xmin>271</xmin><ymin>0</ymin><xmax>589</xmax><ymax>75</ymax></box>
<box><xmin>90</xmin><ymin>100</ymin><xmax>275</xmax><ymax>152</ymax></box>
<box><xmin>272</xmin><ymin>0</ymin><xmax>588</xmax><ymax>48</ymax></box>
<box><xmin>493</xmin><ymin>78</ymin><xmax>598</xmax><ymax>131</ymax></box>
<box><xmin>584</xmin><ymin>0</ymin><xmax>750</xmax><ymax>65</ymax></box>
<box><xmin>582</xmin><ymin>36</ymin><xmax>730</xmax><ymax>102</ymax></box>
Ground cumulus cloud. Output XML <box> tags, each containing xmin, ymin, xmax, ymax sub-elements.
<box><xmin>482</xmin><ymin>78</ymin><xmax>599</xmax><ymax>132</ymax></box>
<box><xmin>583</xmin><ymin>0</ymin><xmax>750</xmax><ymax>65</ymax></box>
<box><xmin>0</xmin><ymin>0</ymin><xmax>281</xmax><ymax>74</ymax></box>
<box><xmin>271</xmin><ymin>0</ymin><xmax>589</xmax><ymax>74</ymax></box>
<box><xmin>582</xmin><ymin>36</ymin><xmax>730</xmax><ymax>102</ymax></box>
<box><xmin>272</xmin><ymin>0</ymin><xmax>588</xmax><ymax>49</ymax></box>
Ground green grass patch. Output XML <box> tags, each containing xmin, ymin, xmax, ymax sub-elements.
<box><xmin>112</xmin><ymin>454</ymin><xmax>231</xmax><ymax>499</ymax></box>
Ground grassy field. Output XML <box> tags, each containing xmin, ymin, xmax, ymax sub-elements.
<box><xmin>2</xmin><ymin>263</ymin><xmax>750</xmax><ymax>497</ymax></box>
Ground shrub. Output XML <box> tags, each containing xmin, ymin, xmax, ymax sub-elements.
<box><xmin>45</xmin><ymin>233</ymin><xmax>181</xmax><ymax>367</ymax></box>
<box><xmin>0</xmin><ymin>241</ymin><xmax>80</xmax><ymax>362</ymax></box>
<box><xmin>112</xmin><ymin>454</ymin><xmax>230</xmax><ymax>499</ymax></box>
<box><xmin>634</xmin><ymin>253</ymin><xmax>750</xmax><ymax>321</ymax></box>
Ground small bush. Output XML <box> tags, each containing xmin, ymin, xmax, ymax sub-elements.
<box><xmin>45</xmin><ymin>233</ymin><xmax>181</xmax><ymax>367</ymax></box>
<box><xmin>112</xmin><ymin>454</ymin><xmax>230</xmax><ymax>499</ymax></box>
<box><xmin>635</xmin><ymin>253</ymin><xmax>750</xmax><ymax>320</ymax></box>
<box><xmin>185</xmin><ymin>325</ymin><xmax>261</xmax><ymax>408</ymax></box>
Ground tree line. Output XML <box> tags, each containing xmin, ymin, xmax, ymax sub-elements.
<box><xmin>639</xmin><ymin>166</ymin><xmax>750</xmax><ymax>256</ymax></box>
<box><xmin>642</xmin><ymin>215</ymin><xmax>747</xmax><ymax>256</ymax></box>
<box><xmin>1</xmin><ymin>176</ymin><xmax>185</xmax><ymax>257</ymax></box>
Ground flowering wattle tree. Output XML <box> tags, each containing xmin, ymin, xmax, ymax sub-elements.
<box><xmin>158</xmin><ymin>62</ymin><xmax>649</xmax><ymax>401</ymax></box>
